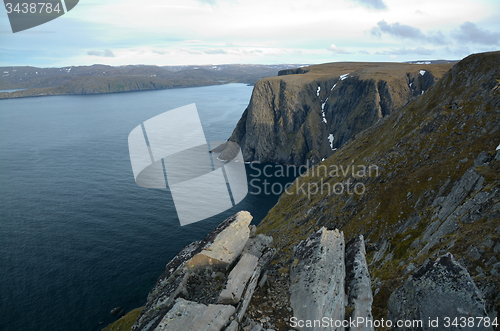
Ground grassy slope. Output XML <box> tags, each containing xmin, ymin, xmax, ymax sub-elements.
<box><xmin>258</xmin><ymin>51</ymin><xmax>500</xmax><ymax>321</ymax></box>
<box><xmin>101</xmin><ymin>307</ymin><xmax>143</xmax><ymax>331</ymax></box>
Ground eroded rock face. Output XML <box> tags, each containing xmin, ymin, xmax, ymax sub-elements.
<box><xmin>223</xmin><ymin>64</ymin><xmax>446</xmax><ymax>165</ymax></box>
<box><xmin>388</xmin><ymin>253</ymin><xmax>492</xmax><ymax>331</ymax></box>
<box><xmin>290</xmin><ymin>227</ymin><xmax>346</xmax><ymax>331</ymax></box>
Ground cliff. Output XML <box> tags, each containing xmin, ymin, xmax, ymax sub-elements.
<box><xmin>224</xmin><ymin>62</ymin><xmax>454</xmax><ymax>165</ymax></box>
<box><xmin>258</xmin><ymin>51</ymin><xmax>500</xmax><ymax>323</ymax></box>
<box><xmin>104</xmin><ymin>52</ymin><xmax>499</xmax><ymax>331</ymax></box>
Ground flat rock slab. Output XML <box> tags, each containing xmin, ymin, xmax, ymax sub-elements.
<box><xmin>188</xmin><ymin>211</ymin><xmax>252</xmax><ymax>269</ymax></box>
<box><xmin>290</xmin><ymin>227</ymin><xmax>346</xmax><ymax>331</ymax></box>
<box><xmin>388</xmin><ymin>253</ymin><xmax>492</xmax><ymax>331</ymax></box>
<box><xmin>219</xmin><ymin>253</ymin><xmax>259</xmax><ymax>304</ymax></box>
<box><xmin>155</xmin><ymin>298</ymin><xmax>235</xmax><ymax>331</ymax></box>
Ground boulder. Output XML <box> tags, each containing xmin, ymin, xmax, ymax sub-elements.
<box><xmin>388</xmin><ymin>253</ymin><xmax>492</xmax><ymax>331</ymax></box>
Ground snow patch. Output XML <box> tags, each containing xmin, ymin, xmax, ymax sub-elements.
<box><xmin>316</xmin><ymin>86</ymin><xmax>321</xmax><ymax>97</ymax></box>
<box><xmin>416</xmin><ymin>61</ymin><xmax>431</xmax><ymax>64</ymax></box>
<box><xmin>419</xmin><ymin>70</ymin><xmax>426</xmax><ymax>76</ymax></box>
<box><xmin>328</xmin><ymin>134</ymin><xmax>334</xmax><ymax>149</ymax></box>
<box><xmin>321</xmin><ymin>98</ymin><xmax>328</xmax><ymax>123</ymax></box>
<box><xmin>340</xmin><ymin>73</ymin><xmax>349</xmax><ymax>80</ymax></box>
<box><xmin>496</xmin><ymin>143</ymin><xmax>500</xmax><ymax>151</ymax></box>
<box><xmin>330</xmin><ymin>83</ymin><xmax>337</xmax><ymax>91</ymax></box>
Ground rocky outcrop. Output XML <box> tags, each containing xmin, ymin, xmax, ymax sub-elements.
<box><xmin>417</xmin><ymin>151</ymin><xmax>499</xmax><ymax>257</ymax></box>
<box><xmin>345</xmin><ymin>235</ymin><xmax>374</xmax><ymax>331</ymax></box>
<box><xmin>388</xmin><ymin>253</ymin><xmax>492</xmax><ymax>331</ymax></box>
<box><xmin>220</xmin><ymin>62</ymin><xmax>453</xmax><ymax>165</ymax></box>
<box><xmin>130</xmin><ymin>211</ymin><xmax>275</xmax><ymax>331</ymax></box>
<box><xmin>289</xmin><ymin>228</ymin><xmax>374</xmax><ymax>331</ymax></box>
<box><xmin>290</xmin><ymin>228</ymin><xmax>346</xmax><ymax>330</ymax></box>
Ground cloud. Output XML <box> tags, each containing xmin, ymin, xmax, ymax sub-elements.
<box><xmin>349</xmin><ymin>0</ymin><xmax>386</xmax><ymax>10</ymax></box>
<box><xmin>203</xmin><ymin>48</ymin><xmax>227</xmax><ymax>54</ymax></box>
<box><xmin>87</xmin><ymin>49</ymin><xmax>115</xmax><ymax>57</ymax></box>
<box><xmin>371</xmin><ymin>20</ymin><xmax>425</xmax><ymax>39</ymax></box>
<box><xmin>328</xmin><ymin>44</ymin><xmax>351</xmax><ymax>54</ymax></box>
<box><xmin>358</xmin><ymin>50</ymin><xmax>370</xmax><ymax>54</ymax></box>
<box><xmin>152</xmin><ymin>50</ymin><xmax>169</xmax><ymax>55</ymax></box>
<box><xmin>370</xmin><ymin>20</ymin><xmax>446</xmax><ymax>44</ymax></box>
<box><xmin>376</xmin><ymin>47</ymin><xmax>433</xmax><ymax>55</ymax></box>
<box><xmin>453</xmin><ymin>22</ymin><xmax>500</xmax><ymax>45</ymax></box>
<box><xmin>195</xmin><ymin>0</ymin><xmax>216</xmax><ymax>4</ymax></box>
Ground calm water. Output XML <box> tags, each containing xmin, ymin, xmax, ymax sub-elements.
<box><xmin>0</xmin><ymin>85</ymin><xmax>297</xmax><ymax>331</ymax></box>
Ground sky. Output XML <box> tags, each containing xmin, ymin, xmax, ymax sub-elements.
<box><xmin>0</xmin><ymin>0</ymin><xmax>499</xmax><ymax>67</ymax></box>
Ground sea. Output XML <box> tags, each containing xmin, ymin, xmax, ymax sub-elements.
<box><xmin>0</xmin><ymin>84</ymin><xmax>298</xmax><ymax>331</ymax></box>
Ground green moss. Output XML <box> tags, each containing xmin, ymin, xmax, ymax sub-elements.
<box><xmin>101</xmin><ymin>307</ymin><xmax>143</xmax><ymax>331</ymax></box>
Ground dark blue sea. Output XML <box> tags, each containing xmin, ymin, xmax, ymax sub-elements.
<box><xmin>0</xmin><ymin>84</ymin><xmax>297</xmax><ymax>331</ymax></box>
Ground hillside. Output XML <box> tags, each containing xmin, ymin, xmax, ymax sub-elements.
<box><xmin>223</xmin><ymin>61</ymin><xmax>455</xmax><ymax>165</ymax></box>
<box><xmin>100</xmin><ymin>52</ymin><xmax>499</xmax><ymax>331</ymax></box>
<box><xmin>257</xmin><ymin>51</ymin><xmax>500</xmax><ymax>324</ymax></box>
<box><xmin>0</xmin><ymin>64</ymin><xmax>298</xmax><ymax>99</ymax></box>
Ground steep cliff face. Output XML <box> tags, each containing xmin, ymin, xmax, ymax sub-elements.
<box><xmin>257</xmin><ymin>51</ymin><xmax>500</xmax><ymax>321</ymax></box>
<box><xmin>226</xmin><ymin>62</ymin><xmax>453</xmax><ymax>165</ymax></box>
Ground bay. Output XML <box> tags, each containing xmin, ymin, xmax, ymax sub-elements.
<box><xmin>0</xmin><ymin>84</ymin><xmax>297</xmax><ymax>331</ymax></box>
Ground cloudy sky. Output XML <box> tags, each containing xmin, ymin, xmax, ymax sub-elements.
<box><xmin>1</xmin><ymin>0</ymin><xmax>499</xmax><ymax>67</ymax></box>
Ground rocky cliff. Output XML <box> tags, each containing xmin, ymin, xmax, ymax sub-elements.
<box><xmin>258</xmin><ymin>51</ymin><xmax>500</xmax><ymax>326</ymax></box>
<box><xmin>104</xmin><ymin>52</ymin><xmax>499</xmax><ymax>331</ymax></box>
<box><xmin>223</xmin><ymin>62</ymin><xmax>454</xmax><ymax>165</ymax></box>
